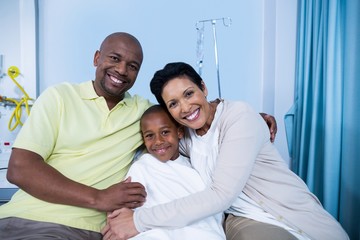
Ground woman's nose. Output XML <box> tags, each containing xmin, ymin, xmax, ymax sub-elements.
<box><xmin>180</xmin><ymin>101</ymin><xmax>191</xmax><ymax>113</ymax></box>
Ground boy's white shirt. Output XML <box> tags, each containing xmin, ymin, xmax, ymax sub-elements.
<box><xmin>127</xmin><ymin>153</ymin><xmax>225</xmax><ymax>240</ymax></box>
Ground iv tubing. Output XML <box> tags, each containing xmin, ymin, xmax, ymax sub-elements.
<box><xmin>5</xmin><ymin>66</ymin><xmax>33</xmax><ymax>131</ymax></box>
<box><xmin>196</xmin><ymin>24</ymin><xmax>205</xmax><ymax>76</ymax></box>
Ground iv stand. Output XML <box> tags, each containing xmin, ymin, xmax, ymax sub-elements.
<box><xmin>196</xmin><ymin>17</ymin><xmax>232</xmax><ymax>98</ymax></box>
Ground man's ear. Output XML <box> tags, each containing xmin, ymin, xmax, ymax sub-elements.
<box><xmin>93</xmin><ymin>50</ymin><xmax>100</xmax><ymax>66</ymax></box>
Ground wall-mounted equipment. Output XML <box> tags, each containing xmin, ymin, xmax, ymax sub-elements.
<box><xmin>0</xmin><ymin>66</ymin><xmax>34</xmax><ymax>131</ymax></box>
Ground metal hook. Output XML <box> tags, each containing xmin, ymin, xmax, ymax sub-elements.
<box><xmin>195</xmin><ymin>17</ymin><xmax>232</xmax><ymax>30</ymax></box>
<box><xmin>195</xmin><ymin>21</ymin><xmax>205</xmax><ymax>30</ymax></box>
<box><xmin>222</xmin><ymin>17</ymin><xmax>232</xmax><ymax>27</ymax></box>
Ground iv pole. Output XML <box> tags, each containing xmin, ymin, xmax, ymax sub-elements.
<box><xmin>196</xmin><ymin>17</ymin><xmax>232</xmax><ymax>98</ymax></box>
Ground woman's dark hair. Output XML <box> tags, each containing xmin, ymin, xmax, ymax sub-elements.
<box><xmin>150</xmin><ymin>62</ymin><xmax>203</xmax><ymax>108</ymax></box>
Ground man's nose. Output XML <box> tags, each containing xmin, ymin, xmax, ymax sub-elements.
<box><xmin>114</xmin><ymin>61</ymin><xmax>127</xmax><ymax>75</ymax></box>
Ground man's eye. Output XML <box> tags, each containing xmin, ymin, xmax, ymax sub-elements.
<box><xmin>110</xmin><ymin>56</ymin><xmax>119</xmax><ymax>62</ymax></box>
<box><xmin>129</xmin><ymin>64</ymin><xmax>139</xmax><ymax>71</ymax></box>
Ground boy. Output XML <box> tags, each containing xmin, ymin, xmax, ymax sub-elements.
<box><xmin>107</xmin><ymin>105</ymin><xmax>225</xmax><ymax>240</ymax></box>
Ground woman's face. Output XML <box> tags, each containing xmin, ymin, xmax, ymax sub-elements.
<box><xmin>161</xmin><ymin>76</ymin><xmax>210</xmax><ymax>130</ymax></box>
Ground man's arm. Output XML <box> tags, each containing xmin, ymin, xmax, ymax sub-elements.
<box><xmin>260</xmin><ymin>113</ymin><xmax>277</xmax><ymax>142</ymax></box>
<box><xmin>7</xmin><ymin>148</ymin><xmax>146</xmax><ymax>212</ymax></box>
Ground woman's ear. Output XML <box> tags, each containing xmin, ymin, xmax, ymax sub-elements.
<box><xmin>201</xmin><ymin>81</ymin><xmax>208</xmax><ymax>97</ymax></box>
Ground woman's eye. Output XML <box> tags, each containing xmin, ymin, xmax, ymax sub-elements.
<box><xmin>185</xmin><ymin>91</ymin><xmax>193</xmax><ymax>97</ymax></box>
<box><xmin>168</xmin><ymin>102</ymin><xmax>176</xmax><ymax>109</ymax></box>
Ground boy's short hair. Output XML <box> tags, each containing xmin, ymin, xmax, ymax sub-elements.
<box><xmin>140</xmin><ymin>104</ymin><xmax>180</xmax><ymax>128</ymax></box>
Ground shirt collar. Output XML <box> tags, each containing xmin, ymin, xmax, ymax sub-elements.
<box><xmin>79</xmin><ymin>80</ymin><xmax>133</xmax><ymax>106</ymax></box>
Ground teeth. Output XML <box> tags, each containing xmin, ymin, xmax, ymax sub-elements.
<box><xmin>186</xmin><ymin>109</ymin><xmax>199</xmax><ymax>121</ymax></box>
<box><xmin>155</xmin><ymin>148</ymin><xmax>166</xmax><ymax>154</ymax></box>
<box><xmin>110</xmin><ymin>75</ymin><xmax>123</xmax><ymax>84</ymax></box>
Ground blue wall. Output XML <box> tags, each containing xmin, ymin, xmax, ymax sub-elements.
<box><xmin>0</xmin><ymin>0</ymin><xmax>298</xmax><ymax>163</ymax></box>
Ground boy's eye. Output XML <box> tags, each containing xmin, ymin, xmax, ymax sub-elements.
<box><xmin>144</xmin><ymin>133</ymin><xmax>153</xmax><ymax>139</ymax></box>
<box><xmin>161</xmin><ymin>130</ymin><xmax>170</xmax><ymax>135</ymax></box>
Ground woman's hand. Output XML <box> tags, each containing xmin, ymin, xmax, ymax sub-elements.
<box><xmin>260</xmin><ymin>113</ymin><xmax>277</xmax><ymax>142</ymax></box>
<box><xmin>101</xmin><ymin>208</ymin><xmax>139</xmax><ymax>240</ymax></box>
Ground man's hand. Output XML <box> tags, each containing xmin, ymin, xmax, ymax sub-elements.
<box><xmin>260</xmin><ymin>113</ymin><xmax>277</xmax><ymax>143</ymax></box>
<box><xmin>95</xmin><ymin>177</ymin><xmax>146</xmax><ymax>212</ymax></box>
<box><xmin>101</xmin><ymin>208</ymin><xmax>139</xmax><ymax>240</ymax></box>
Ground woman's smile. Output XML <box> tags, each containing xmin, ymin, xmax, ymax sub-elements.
<box><xmin>184</xmin><ymin>108</ymin><xmax>200</xmax><ymax>121</ymax></box>
<box><xmin>162</xmin><ymin>77</ymin><xmax>210</xmax><ymax>131</ymax></box>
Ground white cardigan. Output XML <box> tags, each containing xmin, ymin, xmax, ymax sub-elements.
<box><xmin>135</xmin><ymin>100</ymin><xmax>349</xmax><ymax>240</ymax></box>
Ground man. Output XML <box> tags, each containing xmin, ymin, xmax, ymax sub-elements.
<box><xmin>0</xmin><ymin>32</ymin><xmax>277</xmax><ymax>239</ymax></box>
<box><xmin>0</xmin><ymin>32</ymin><xmax>151</xmax><ymax>239</ymax></box>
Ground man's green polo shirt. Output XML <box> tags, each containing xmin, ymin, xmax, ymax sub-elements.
<box><xmin>0</xmin><ymin>81</ymin><xmax>152</xmax><ymax>232</ymax></box>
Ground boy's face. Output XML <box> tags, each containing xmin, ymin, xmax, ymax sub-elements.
<box><xmin>141</xmin><ymin>111</ymin><xmax>183</xmax><ymax>162</ymax></box>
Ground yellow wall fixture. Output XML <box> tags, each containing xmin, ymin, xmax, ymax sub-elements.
<box><xmin>3</xmin><ymin>66</ymin><xmax>34</xmax><ymax>131</ymax></box>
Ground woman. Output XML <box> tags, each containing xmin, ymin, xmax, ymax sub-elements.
<box><xmin>102</xmin><ymin>62</ymin><xmax>349</xmax><ymax>240</ymax></box>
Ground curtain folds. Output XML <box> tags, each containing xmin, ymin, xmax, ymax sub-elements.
<box><xmin>285</xmin><ymin>0</ymin><xmax>359</xmax><ymax>239</ymax></box>
<box><xmin>339</xmin><ymin>0</ymin><xmax>360</xmax><ymax>239</ymax></box>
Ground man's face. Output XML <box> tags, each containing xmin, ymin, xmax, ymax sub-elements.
<box><xmin>93</xmin><ymin>34</ymin><xmax>143</xmax><ymax>102</ymax></box>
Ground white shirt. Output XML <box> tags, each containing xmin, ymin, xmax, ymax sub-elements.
<box><xmin>127</xmin><ymin>153</ymin><xmax>225</xmax><ymax>240</ymax></box>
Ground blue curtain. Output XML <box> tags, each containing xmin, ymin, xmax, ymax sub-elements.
<box><xmin>285</xmin><ymin>0</ymin><xmax>359</xmax><ymax>239</ymax></box>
